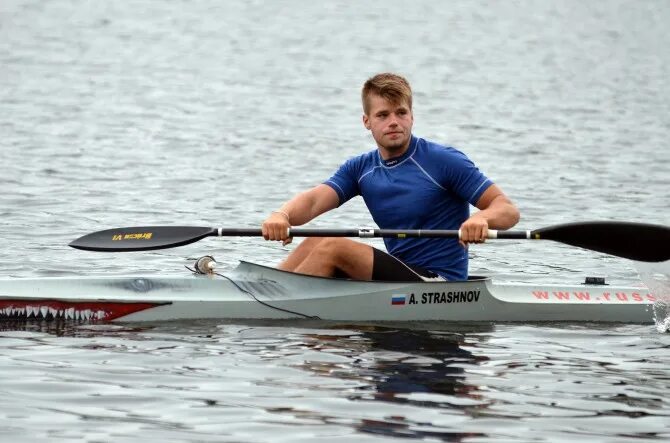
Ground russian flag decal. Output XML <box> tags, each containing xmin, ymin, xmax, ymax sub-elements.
<box><xmin>391</xmin><ymin>295</ymin><xmax>406</xmax><ymax>306</ymax></box>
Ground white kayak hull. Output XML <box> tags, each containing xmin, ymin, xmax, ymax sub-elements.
<box><xmin>0</xmin><ymin>261</ymin><xmax>660</xmax><ymax>323</ymax></box>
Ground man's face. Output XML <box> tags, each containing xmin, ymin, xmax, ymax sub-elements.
<box><xmin>363</xmin><ymin>93</ymin><xmax>414</xmax><ymax>157</ymax></box>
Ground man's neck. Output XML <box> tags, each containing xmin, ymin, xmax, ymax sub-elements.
<box><xmin>378</xmin><ymin>139</ymin><xmax>412</xmax><ymax>160</ymax></box>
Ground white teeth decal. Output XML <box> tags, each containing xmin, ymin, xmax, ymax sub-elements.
<box><xmin>0</xmin><ymin>301</ymin><xmax>159</xmax><ymax>322</ymax></box>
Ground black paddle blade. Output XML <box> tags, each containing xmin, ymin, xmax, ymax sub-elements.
<box><xmin>533</xmin><ymin>221</ymin><xmax>670</xmax><ymax>262</ymax></box>
<box><xmin>69</xmin><ymin>226</ymin><xmax>218</xmax><ymax>252</ymax></box>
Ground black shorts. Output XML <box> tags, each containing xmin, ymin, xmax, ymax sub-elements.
<box><xmin>371</xmin><ymin>248</ymin><xmax>440</xmax><ymax>282</ymax></box>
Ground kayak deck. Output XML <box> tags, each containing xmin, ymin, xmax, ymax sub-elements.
<box><xmin>0</xmin><ymin>261</ymin><xmax>660</xmax><ymax>323</ymax></box>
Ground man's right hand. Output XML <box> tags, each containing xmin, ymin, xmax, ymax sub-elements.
<box><xmin>261</xmin><ymin>185</ymin><xmax>340</xmax><ymax>246</ymax></box>
<box><xmin>262</xmin><ymin>211</ymin><xmax>292</xmax><ymax>245</ymax></box>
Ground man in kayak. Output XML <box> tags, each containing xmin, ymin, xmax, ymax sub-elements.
<box><xmin>262</xmin><ymin>73</ymin><xmax>520</xmax><ymax>281</ymax></box>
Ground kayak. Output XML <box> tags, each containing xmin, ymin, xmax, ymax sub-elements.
<box><xmin>0</xmin><ymin>260</ymin><xmax>661</xmax><ymax>323</ymax></box>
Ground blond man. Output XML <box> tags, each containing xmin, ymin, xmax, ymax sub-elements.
<box><xmin>262</xmin><ymin>73</ymin><xmax>519</xmax><ymax>281</ymax></box>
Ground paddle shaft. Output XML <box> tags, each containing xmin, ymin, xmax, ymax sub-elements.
<box><xmin>215</xmin><ymin>228</ymin><xmax>528</xmax><ymax>239</ymax></box>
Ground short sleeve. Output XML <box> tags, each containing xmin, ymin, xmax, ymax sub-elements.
<box><xmin>323</xmin><ymin>158</ymin><xmax>361</xmax><ymax>206</ymax></box>
<box><xmin>440</xmin><ymin>148</ymin><xmax>493</xmax><ymax>205</ymax></box>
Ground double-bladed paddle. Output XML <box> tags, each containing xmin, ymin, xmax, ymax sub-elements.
<box><xmin>68</xmin><ymin>221</ymin><xmax>670</xmax><ymax>262</ymax></box>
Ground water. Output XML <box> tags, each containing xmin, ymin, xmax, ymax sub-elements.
<box><xmin>1</xmin><ymin>0</ymin><xmax>669</xmax><ymax>440</ymax></box>
<box><xmin>636</xmin><ymin>262</ymin><xmax>670</xmax><ymax>333</ymax></box>
<box><xmin>1</xmin><ymin>321</ymin><xmax>668</xmax><ymax>441</ymax></box>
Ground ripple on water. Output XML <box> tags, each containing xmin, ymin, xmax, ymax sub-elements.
<box><xmin>1</xmin><ymin>0</ymin><xmax>670</xmax><ymax>441</ymax></box>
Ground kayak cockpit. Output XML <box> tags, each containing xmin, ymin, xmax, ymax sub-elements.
<box><xmin>228</xmin><ymin>260</ymin><xmax>491</xmax><ymax>284</ymax></box>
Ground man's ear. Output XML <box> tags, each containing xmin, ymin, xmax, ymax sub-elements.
<box><xmin>362</xmin><ymin>114</ymin><xmax>370</xmax><ymax>130</ymax></box>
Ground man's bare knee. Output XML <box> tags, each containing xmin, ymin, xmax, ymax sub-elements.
<box><xmin>298</xmin><ymin>237</ymin><xmax>327</xmax><ymax>248</ymax></box>
<box><xmin>312</xmin><ymin>237</ymin><xmax>351</xmax><ymax>254</ymax></box>
<box><xmin>290</xmin><ymin>237</ymin><xmax>327</xmax><ymax>254</ymax></box>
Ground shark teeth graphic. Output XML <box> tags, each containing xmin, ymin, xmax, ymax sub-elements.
<box><xmin>0</xmin><ymin>301</ymin><xmax>164</xmax><ymax>322</ymax></box>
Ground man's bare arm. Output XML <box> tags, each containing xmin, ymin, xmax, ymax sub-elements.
<box><xmin>460</xmin><ymin>184</ymin><xmax>520</xmax><ymax>244</ymax></box>
<box><xmin>262</xmin><ymin>184</ymin><xmax>340</xmax><ymax>243</ymax></box>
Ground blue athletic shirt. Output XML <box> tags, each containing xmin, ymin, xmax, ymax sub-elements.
<box><xmin>324</xmin><ymin>135</ymin><xmax>493</xmax><ymax>281</ymax></box>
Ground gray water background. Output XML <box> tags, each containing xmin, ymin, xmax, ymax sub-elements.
<box><xmin>1</xmin><ymin>0</ymin><xmax>669</xmax><ymax>441</ymax></box>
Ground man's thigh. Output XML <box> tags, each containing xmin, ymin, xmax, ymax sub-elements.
<box><xmin>370</xmin><ymin>248</ymin><xmax>425</xmax><ymax>282</ymax></box>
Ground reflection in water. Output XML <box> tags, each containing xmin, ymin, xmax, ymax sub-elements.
<box><xmin>0</xmin><ymin>317</ymin><xmax>85</xmax><ymax>336</ymax></box>
<box><xmin>352</xmin><ymin>327</ymin><xmax>485</xmax><ymax>397</ymax></box>
<box><xmin>297</xmin><ymin>323</ymin><xmax>494</xmax><ymax>440</ymax></box>
<box><xmin>0</xmin><ymin>317</ymin><xmax>149</xmax><ymax>337</ymax></box>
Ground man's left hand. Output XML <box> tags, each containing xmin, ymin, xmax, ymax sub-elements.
<box><xmin>459</xmin><ymin>216</ymin><xmax>489</xmax><ymax>247</ymax></box>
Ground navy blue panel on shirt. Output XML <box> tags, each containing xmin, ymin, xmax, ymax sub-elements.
<box><xmin>324</xmin><ymin>135</ymin><xmax>493</xmax><ymax>281</ymax></box>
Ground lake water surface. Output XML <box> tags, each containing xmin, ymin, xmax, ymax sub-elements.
<box><xmin>1</xmin><ymin>0</ymin><xmax>669</xmax><ymax>441</ymax></box>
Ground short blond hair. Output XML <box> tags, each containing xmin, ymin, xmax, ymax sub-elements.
<box><xmin>361</xmin><ymin>73</ymin><xmax>412</xmax><ymax>115</ymax></box>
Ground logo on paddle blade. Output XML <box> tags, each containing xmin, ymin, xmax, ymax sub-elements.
<box><xmin>112</xmin><ymin>233</ymin><xmax>153</xmax><ymax>241</ymax></box>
